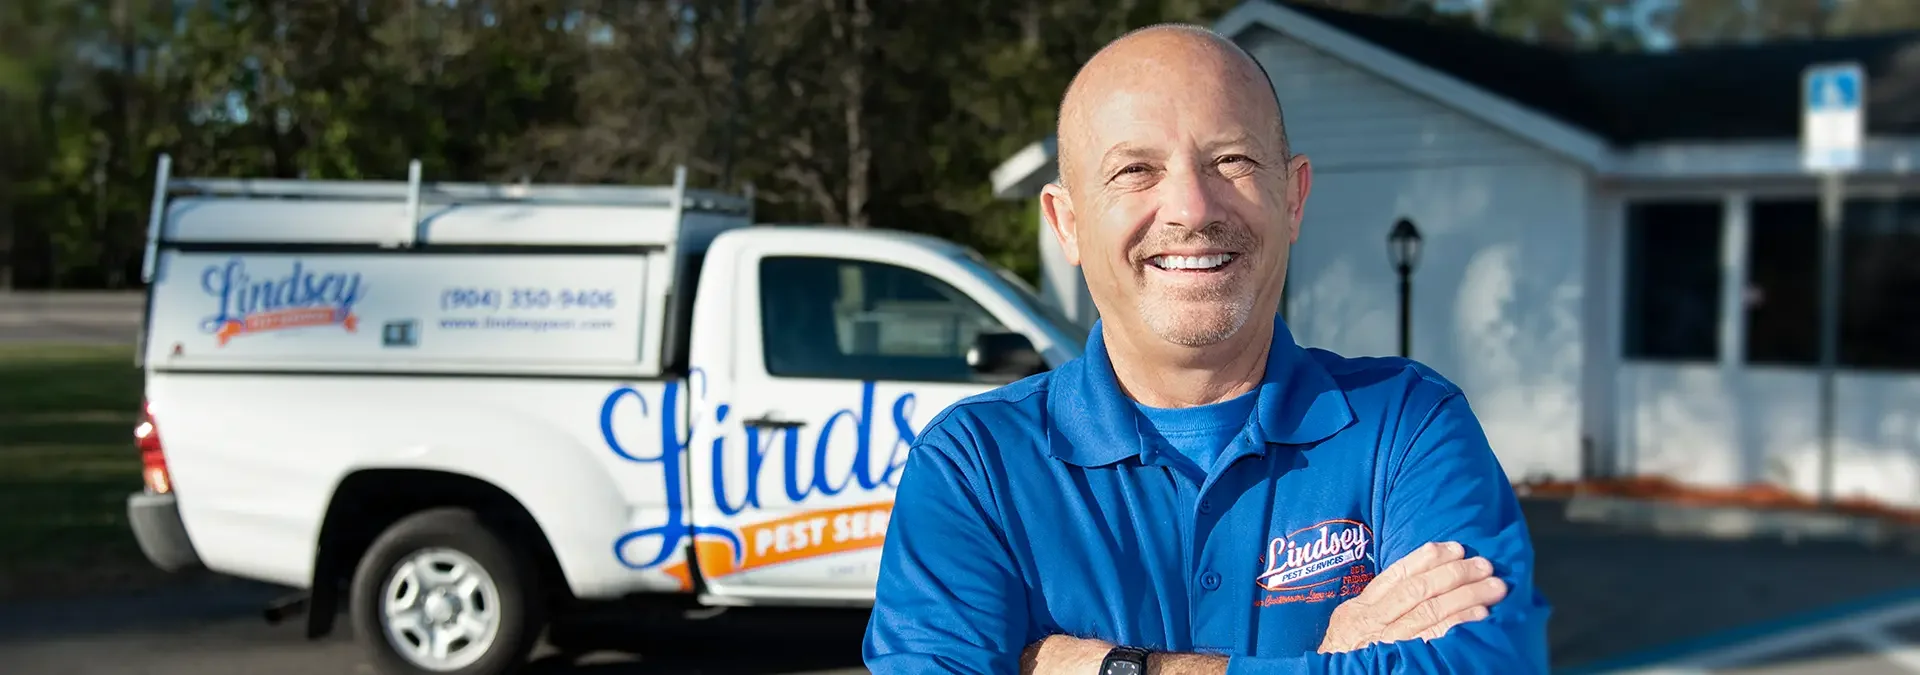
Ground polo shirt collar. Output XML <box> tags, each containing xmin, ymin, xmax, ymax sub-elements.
<box><xmin>1046</xmin><ymin>314</ymin><xmax>1356</xmax><ymax>468</ymax></box>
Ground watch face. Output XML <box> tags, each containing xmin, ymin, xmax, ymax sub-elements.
<box><xmin>1105</xmin><ymin>662</ymin><xmax>1143</xmax><ymax>675</ymax></box>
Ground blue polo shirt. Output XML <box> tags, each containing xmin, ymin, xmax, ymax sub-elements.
<box><xmin>862</xmin><ymin>316</ymin><xmax>1551</xmax><ymax>674</ymax></box>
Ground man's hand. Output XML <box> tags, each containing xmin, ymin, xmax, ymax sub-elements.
<box><xmin>1318</xmin><ymin>541</ymin><xmax>1508</xmax><ymax>654</ymax></box>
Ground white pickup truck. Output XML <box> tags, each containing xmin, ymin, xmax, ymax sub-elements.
<box><xmin>125</xmin><ymin>155</ymin><xmax>1090</xmax><ymax>674</ymax></box>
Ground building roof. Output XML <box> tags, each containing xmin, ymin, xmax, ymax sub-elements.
<box><xmin>1283</xmin><ymin>2</ymin><xmax>1920</xmax><ymax>146</ymax></box>
<box><xmin>991</xmin><ymin>0</ymin><xmax>1920</xmax><ymax>197</ymax></box>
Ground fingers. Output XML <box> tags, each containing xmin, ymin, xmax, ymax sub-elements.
<box><xmin>1322</xmin><ymin>542</ymin><xmax>1504</xmax><ymax>654</ymax></box>
<box><xmin>1383</xmin><ymin>575</ymin><xmax>1508</xmax><ymax>642</ymax></box>
<box><xmin>1369</xmin><ymin>555</ymin><xmax>1496</xmax><ymax>624</ymax></box>
<box><xmin>1413</xmin><ymin>605</ymin><xmax>1492</xmax><ymax>642</ymax></box>
<box><xmin>1368</xmin><ymin>542</ymin><xmax>1463</xmax><ymax>588</ymax></box>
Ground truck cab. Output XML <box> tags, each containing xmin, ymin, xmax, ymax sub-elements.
<box><xmin>125</xmin><ymin>157</ymin><xmax>1087</xmax><ymax>675</ymax></box>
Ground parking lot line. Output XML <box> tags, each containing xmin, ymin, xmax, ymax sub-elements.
<box><xmin>1854</xmin><ymin>627</ymin><xmax>1920</xmax><ymax>674</ymax></box>
<box><xmin>1660</xmin><ymin>598</ymin><xmax>1920</xmax><ymax>670</ymax></box>
<box><xmin>1564</xmin><ymin>586</ymin><xmax>1920</xmax><ymax>674</ymax></box>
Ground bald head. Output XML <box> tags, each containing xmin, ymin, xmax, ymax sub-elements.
<box><xmin>1055</xmin><ymin>23</ymin><xmax>1289</xmax><ymax>190</ymax></box>
<box><xmin>1036</xmin><ymin>19</ymin><xmax>1312</xmax><ymax>365</ymax></box>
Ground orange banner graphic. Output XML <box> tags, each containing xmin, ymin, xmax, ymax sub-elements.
<box><xmin>662</xmin><ymin>501</ymin><xmax>893</xmax><ymax>590</ymax></box>
<box><xmin>214</xmin><ymin>308</ymin><xmax>358</xmax><ymax>346</ymax></box>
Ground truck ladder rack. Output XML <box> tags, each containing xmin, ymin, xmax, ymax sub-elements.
<box><xmin>140</xmin><ymin>153</ymin><xmax>752</xmax><ymax>284</ymax></box>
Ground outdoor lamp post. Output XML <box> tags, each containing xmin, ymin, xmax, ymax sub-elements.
<box><xmin>1388</xmin><ymin>217</ymin><xmax>1423</xmax><ymax>358</ymax></box>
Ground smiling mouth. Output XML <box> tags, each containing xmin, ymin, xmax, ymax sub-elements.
<box><xmin>1147</xmin><ymin>253</ymin><xmax>1237</xmax><ymax>272</ymax></box>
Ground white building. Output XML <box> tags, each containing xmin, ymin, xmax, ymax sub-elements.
<box><xmin>990</xmin><ymin>0</ymin><xmax>1920</xmax><ymax>507</ymax></box>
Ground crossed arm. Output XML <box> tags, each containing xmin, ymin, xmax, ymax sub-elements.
<box><xmin>863</xmin><ymin>394</ymin><xmax>1552</xmax><ymax>674</ymax></box>
<box><xmin>1017</xmin><ymin>540</ymin><xmax>1524</xmax><ymax>674</ymax></box>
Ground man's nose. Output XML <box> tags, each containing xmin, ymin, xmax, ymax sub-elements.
<box><xmin>1156</xmin><ymin>162</ymin><xmax>1229</xmax><ymax>230</ymax></box>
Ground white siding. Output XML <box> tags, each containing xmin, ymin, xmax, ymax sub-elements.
<box><xmin>1615</xmin><ymin>365</ymin><xmax>1920</xmax><ymax>510</ymax></box>
<box><xmin>1249</xmin><ymin>28</ymin><xmax>1592</xmax><ymax>480</ymax></box>
<box><xmin>1243</xmin><ymin>28</ymin><xmax>1545</xmax><ymax>172</ymax></box>
<box><xmin>1286</xmin><ymin>163</ymin><xmax>1590</xmax><ymax>481</ymax></box>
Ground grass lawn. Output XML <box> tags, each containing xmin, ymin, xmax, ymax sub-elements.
<box><xmin>0</xmin><ymin>342</ymin><xmax>178</xmax><ymax>601</ymax></box>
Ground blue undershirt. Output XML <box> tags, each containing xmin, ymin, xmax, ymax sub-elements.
<box><xmin>1135</xmin><ymin>389</ymin><xmax>1259</xmax><ymax>477</ymax></box>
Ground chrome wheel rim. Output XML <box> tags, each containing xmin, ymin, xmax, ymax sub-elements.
<box><xmin>379</xmin><ymin>548</ymin><xmax>502</xmax><ymax>671</ymax></box>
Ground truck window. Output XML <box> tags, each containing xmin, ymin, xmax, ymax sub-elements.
<box><xmin>760</xmin><ymin>256</ymin><xmax>1006</xmax><ymax>383</ymax></box>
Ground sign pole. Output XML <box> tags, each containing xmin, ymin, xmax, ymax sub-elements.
<box><xmin>1801</xmin><ymin>61</ymin><xmax>1863</xmax><ymax>509</ymax></box>
<box><xmin>1816</xmin><ymin>171</ymin><xmax>1841</xmax><ymax>508</ymax></box>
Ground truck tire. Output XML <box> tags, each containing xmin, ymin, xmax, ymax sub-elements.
<box><xmin>349</xmin><ymin>507</ymin><xmax>546</xmax><ymax>675</ymax></box>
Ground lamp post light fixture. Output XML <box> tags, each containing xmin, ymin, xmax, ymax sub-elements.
<box><xmin>1387</xmin><ymin>217</ymin><xmax>1423</xmax><ymax>358</ymax></box>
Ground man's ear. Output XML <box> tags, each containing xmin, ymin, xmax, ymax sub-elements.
<box><xmin>1039</xmin><ymin>182</ymin><xmax>1081</xmax><ymax>266</ymax></box>
<box><xmin>1285</xmin><ymin>154</ymin><xmax>1313</xmax><ymax>245</ymax></box>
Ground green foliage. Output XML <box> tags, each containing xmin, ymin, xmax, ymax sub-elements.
<box><xmin>6</xmin><ymin>0</ymin><xmax>1917</xmax><ymax>289</ymax></box>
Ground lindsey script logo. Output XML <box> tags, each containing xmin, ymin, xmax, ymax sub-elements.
<box><xmin>1257</xmin><ymin>518</ymin><xmax>1374</xmax><ymax>593</ymax></box>
<box><xmin>199</xmin><ymin>257</ymin><xmax>363</xmax><ymax>346</ymax></box>
<box><xmin>596</xmin><ymin>369</ymin><xmax>920</xmax><ymax>578</ymax></box>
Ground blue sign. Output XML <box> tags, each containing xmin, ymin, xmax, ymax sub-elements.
<box><xmin>1802</xmin><ymin>62</ymin><xmax>1866</xmax><ymax>173</ymax></box>
<box><xmin>1805</xmin><ymin>65</ymin><xmax>1862</xmax><ymax>113</ymax></box>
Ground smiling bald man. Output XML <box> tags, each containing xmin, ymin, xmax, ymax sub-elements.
<box><xmin>862</xmin><ymin>24</ymin><xmax>1551</xmax><ymax>675</ymax></box>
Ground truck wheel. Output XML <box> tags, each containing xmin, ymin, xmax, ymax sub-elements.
<box><xmin>350</xmin><ymin>508</ymin><xmax>545</xmax><ymax>675</ymax></box>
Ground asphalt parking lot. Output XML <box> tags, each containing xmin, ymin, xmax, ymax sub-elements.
<box><xmin>1</xmin><ymin>500</ymin><xmax>1917</xmax><ymax>674</ymax></box>
<box><xmin>1566</xmin><ymin>585</ymin><xmax>1920</xmax><ymax>674</ymax></box>
<box><xmin>1535</xmin><ymin>500</ymin><xmax>1920</xmax><ymax>675</ymax></box>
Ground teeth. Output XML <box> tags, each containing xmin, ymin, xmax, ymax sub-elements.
<box><xmin>1151</xmin><ymin>253</ymin><xmax>1233</xmax><ymax>270</ymax></box>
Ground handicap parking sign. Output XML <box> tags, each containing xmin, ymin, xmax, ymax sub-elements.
<box><xmin>1802</xmin><ymin>62</ymin><xmax>1865</xmax><ymax>173</ymax></box>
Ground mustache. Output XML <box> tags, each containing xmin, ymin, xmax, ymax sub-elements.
<box><xmin>1129</xmin><ymin>224</ymin><xmax>1258</xmax><ymax>261</ymax></box>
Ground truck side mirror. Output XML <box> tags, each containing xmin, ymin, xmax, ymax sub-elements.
<box><xmin>967</xmin><ymin>331</ymin><xmax>1046</xmax><ymax>383</ymax></box>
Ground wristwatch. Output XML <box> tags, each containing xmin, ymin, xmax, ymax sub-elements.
<box><xmin>1100</xmin><ymin>645</ymin><xmax>1151</xmax><ymax>675</ymax></box>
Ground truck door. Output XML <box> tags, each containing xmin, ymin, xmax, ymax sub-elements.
<box><xmin>682</xmin><ymin>233</ymin><xmax>1053</xmax><ymax>602</ymax></box>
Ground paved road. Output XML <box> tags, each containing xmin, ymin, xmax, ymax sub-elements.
<box><xmin>2</xmin><ymin>501</ymin><xmax>1918</xmax><ymax>674</ymax></box>
<box><xmin>0</xmin><ymin>291</ymin><xmax>143</xmax><ymax>344</ymax></box>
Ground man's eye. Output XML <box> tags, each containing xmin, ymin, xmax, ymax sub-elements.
<box><xmin>1217</xmin><ymin>155</ymin><xmax>1259</xmax><ymax>177</ymax></box>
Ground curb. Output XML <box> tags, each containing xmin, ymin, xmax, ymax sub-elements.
<box><xmin>1563</xmin><ymin>495</ymin><xmax>1920</xmax><ymax>552</ymax></box>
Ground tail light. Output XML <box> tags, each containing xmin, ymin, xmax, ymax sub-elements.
<box><xmin>136</xmin><ymin>398</ymin><xmax>171</xmax><ymax>494</ymax></box>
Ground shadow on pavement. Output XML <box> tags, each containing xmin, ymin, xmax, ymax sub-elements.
<box><xmin>0</xmin><ymin>576</ymin><xmax>288</xmax><ymax>644</ymax></box>
<box><xmin>526</xmin><ymin>606</ymin><xmax>873</xmax><ymax>674</ymax></box>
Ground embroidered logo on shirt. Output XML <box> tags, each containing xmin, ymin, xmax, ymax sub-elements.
<box><xmin>1254</xmin><ymin>518</ymin><xmax>1376</xmax><ymax>606</ymax></box>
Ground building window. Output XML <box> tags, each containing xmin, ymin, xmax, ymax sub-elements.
<box><xmin>1841</xmin><ymin>198</ymin><xmax>1920</xmax><ymax>371</ymax></box>
<box><xmin>1745</xmin><ymin>199</ymin><xmax>1820</xmax><ymax>365</ymax></box>
<box><xmin>1622</xmin><ymin>201</ymin><xmax>1724</xmax><ymax>361</ymax></box>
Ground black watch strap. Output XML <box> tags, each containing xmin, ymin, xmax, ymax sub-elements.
<box><xmin>1100</xmin><ymin>645</ymin><xmax>1151</xmax><ymax>675</ymax></box>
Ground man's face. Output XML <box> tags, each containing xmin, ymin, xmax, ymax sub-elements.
<box><xmin>1045</xmin><ymin>43</ymin><xmax>1309</xmax><ymax>349</ymax></box>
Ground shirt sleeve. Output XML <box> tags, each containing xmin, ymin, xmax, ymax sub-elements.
<box><xmin>862</xmin><ymin>419</ymin><xmax>1031</xmax><ymax>675</ymax></box>
<box><xmin>1224</xmin><ymin>393</ymin><xmax>1553</xmax><ymax>675</ymax></box>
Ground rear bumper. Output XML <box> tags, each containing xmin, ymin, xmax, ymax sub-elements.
<box><xmin>127</xmin><ymin>492</ymin><xmax>202</xmax><ymax>572</ymax></box>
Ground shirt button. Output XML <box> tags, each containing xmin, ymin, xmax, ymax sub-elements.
<box><xmin>1199</xmin><ymin>499</ymin><xmax>1213</xmax><ymax>514</ymax></box>
<box><xmin>1200</xmin><ymin>572</ymin><xmax>1221</xmax><ymax>590</ymax></box>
